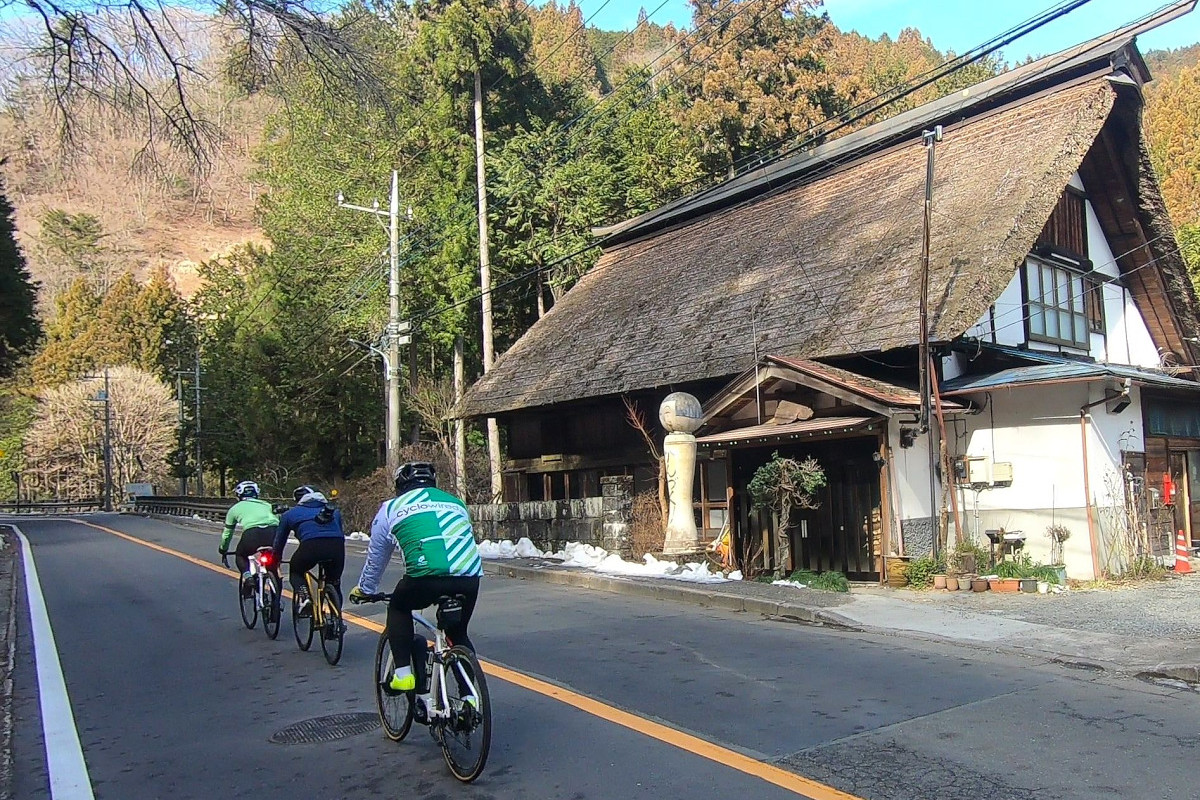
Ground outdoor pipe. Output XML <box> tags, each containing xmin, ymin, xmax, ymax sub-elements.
<box><xmin>1078</xmin><ymin>382</ymin><xmax>1129</xmax><ymax>580</ymax></box>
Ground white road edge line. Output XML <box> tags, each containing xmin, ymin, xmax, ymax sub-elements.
<box><xmin>13</xmin><ymin>526</ymin><xmax>96</xmax><ymax>800</ymax></box>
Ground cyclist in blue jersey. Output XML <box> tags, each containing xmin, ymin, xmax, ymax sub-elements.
<box><xmin>274</xmin><ymin>484</ymin><xmax>346</xmax><ymax>615</ymax></box>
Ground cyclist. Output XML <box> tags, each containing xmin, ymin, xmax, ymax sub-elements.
<box><xmin>219</xmin><ymin>480</ymin><xmax>280</xmax><ymax>596</ymax></box>
<box><xmin>273</xmin><ymin>484</ymin><xmax>346</xmax><ymax>616</ymax></box>
<box><xmin>350</xmin><ymin>462</ymin><xmax>481</xmax><ymax>706</ymax></box>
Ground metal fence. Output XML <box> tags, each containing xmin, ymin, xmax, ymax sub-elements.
<box><xmin>132</xmin><ymin>496</ymin><xmax>238</xmax><ymax>522</ymax></box>
<box><xmin>0</xmin><ymin>499</ymin><xmax>103</xmax><ymax>514</ymax></box>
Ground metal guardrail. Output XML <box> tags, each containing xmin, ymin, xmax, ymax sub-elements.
<box><xmin>0</xmin><ymin>499</ymin><xmax>103</xmax><ymax>514</ymax></box>
<box><xmin>132</xmin><ymin>495</ymin><xmax>238</xmax><ymax>522</ymax></box>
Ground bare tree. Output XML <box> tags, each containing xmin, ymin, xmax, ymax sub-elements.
<box><xmin>24</xmin><ymin>364</ymin><xmax>176</xmax><ymax>499</ymax></box>
<box><xmin>4</xmin><ymin>0</ymin><xmax>384</xmax><ymax>162</ymax></box>
<box><xmin>622</xmin><ymin>395</ymin><xmax>667</xmax><ymax>527</ymax></box>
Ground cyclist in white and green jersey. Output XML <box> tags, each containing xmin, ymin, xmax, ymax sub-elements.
<box><xmin>350</xmin><ymin>462</ymin><xmax>482</xmax><ymax>699</ymax></box>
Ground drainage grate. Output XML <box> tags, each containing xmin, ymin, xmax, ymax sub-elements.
<box><xmin>270</xmin><ymin>712</ymin><xmax>380</xmax><ymax>745</ymax></box>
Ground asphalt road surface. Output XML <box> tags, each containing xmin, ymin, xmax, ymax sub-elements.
<box><xmin>7</xmin><ymin>513</ymin><xmax>1200</xmax><ymax>800</ymax></box>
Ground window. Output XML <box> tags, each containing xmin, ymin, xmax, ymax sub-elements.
<box><xmin>1036</xmin><ymin>188</ymin><xmax>1088</xmax><ymax>260</ymax></box>
<box><xmin>1024</xmin><ymin>257</ymin><xmax>1099</xmax><ymax>348</ymax></box>
<box><xmin>692</xmin><ymin>459</ymin><xmax>729</xmax><ymax>536</ymax></box>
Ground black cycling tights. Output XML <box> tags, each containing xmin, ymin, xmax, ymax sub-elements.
<box><xmin>387</xmin><ymin>575</ymin><xmax>480</xmax><ymax>688</ymax></box>
<box><xmin>289</xmin><ymin>537</ymin><xmax>345</xmax><ymax>599</ymax></box>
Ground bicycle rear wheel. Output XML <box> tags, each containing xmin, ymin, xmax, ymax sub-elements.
<box><xmin>439</xmin><ymin>646</ymin><xmax>491</xmax><ymax>783</ymax></box>
<box><xmin>292</xmin><ymin>588</ymin><xmax>313</xmax><ymax>651</ymax></box>
<box><xmin>262</xmin><ymin>574</ymin><xmax>281</xmax><ymax>639</ymax></box>
<box><xmin>319</xmin><ymin>586</ymin><xmax>344</xmax><ymax>665</ymax></box>
<box><xmin>374</xmin><ymin>633</ymin><xmax>414</xmax><ymax>741</ymax></box>
<box><xmin>239</xmin><ymin>572</ymin><xmax>257</xmax><ymax>630</ymax></box>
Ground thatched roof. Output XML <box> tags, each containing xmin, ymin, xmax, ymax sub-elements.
<box><xmin>463</xmin><ymin>77</ymin><xmax>1120</xmax><ymax>417</ymax></box>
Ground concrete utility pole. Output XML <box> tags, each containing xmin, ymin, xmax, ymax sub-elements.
<box><xmin>102</xmin><ymin>368</ymin><xmax>113</xmax><ymax>512</ymax></box>
<box><xmin>474</xmin><ymin>68</ymin><xmax>503</xmax><ymax>500</ymax></box>
<box><xmin>194</xmin><ymin>349</ymin><xmax>203</xmax><ymax>496</ymax></box>
<box><xmin>919</xmin><ymin>126</ymin><xmax>942</xmax><ymax>557</ymax></box>
<box><xmin>339</xmin><ymin>172</ymin><xmax>412</xmax><ymax>475</ymax></box>
<box><xmin>454</xmin><ymin>336</ymin><xmax>467</xmax><ymax>499</ymax></box>
<box><xmin>176</xmin><ymin>370</ymin><xmax>187</xmax><ymax>495</ymax></box>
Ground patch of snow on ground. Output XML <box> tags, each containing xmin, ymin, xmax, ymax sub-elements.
<box><xmin>346</xmin><ymin>531</ymin><xmax>369</xmax><ymax>541</ymax></box>
<box><xmin>771</xmin><ymin>579</ymin><xmax>809</xmax><ymax>589</ymax></box>
<box><xmin>479</xmin><ymin>538</ymin><xmax>738</xmax><ymax>584</ymax></box>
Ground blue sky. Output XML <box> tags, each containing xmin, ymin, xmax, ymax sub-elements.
<box><xmin>576</xmin><ymin>0</ymin><xmax>1200</xmax><ymax>61</ymax></box>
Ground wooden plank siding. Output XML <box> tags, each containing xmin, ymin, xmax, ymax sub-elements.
<box><xmin>1035</xmin><ymin>187</ymin><xmax>1088</xmax><ymax>259</ymax></box>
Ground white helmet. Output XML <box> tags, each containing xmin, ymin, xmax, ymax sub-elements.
<box><xmin>234</xmin><ymin>480</ymin><xmax>260</xmax><ymax>500</ymax></box>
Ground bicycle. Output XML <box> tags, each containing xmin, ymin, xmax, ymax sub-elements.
<box><xmin>350</xmin><ymin>593</ymin><xmax>491</xmax><ymax>783</ymax></box>
<box><xmin>227</xmin><ymin>546</ymin><xmax>281</xmax><ymax>639</ymax></box>
<box><xmin>291</xmin><ymin>561</ymin><xmax>345</xmax><ymax>665</ymax></box>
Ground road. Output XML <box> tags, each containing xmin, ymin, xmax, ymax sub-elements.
<box><xmin>6</xmin><ymin>513</ymin><xmax>1199</xmax><ymax>799</ymax></box>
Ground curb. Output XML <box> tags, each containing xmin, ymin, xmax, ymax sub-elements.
<box><xmin>482</xmin><ymin>561</ymin><xmax>859</xmax><ymax>630</ymax></box>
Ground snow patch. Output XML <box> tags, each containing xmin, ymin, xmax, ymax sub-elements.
<box><xmin>479</xmin><ymin>538</ymin><xmax>741</xmax><ymax>584</ymax></box>
<box><xmin>346</xmin><ymin>531</ymin><xmax>369</xmax><ymax>542</ymax></box>
<box><xmin>771</xmin><ymin>579</ymin><xmax>809</xmax><ymax>589</ymax></box>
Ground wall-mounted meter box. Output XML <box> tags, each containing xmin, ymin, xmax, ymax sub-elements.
<box><xmin>954</xmin><ymin>456</ymin><xmax>990</xmax><ymax>485</ymax></box>
<box><xmin>991</xmin><ymin>462</ymin><xmax>1014</xmax><ymax>487</ymax></box>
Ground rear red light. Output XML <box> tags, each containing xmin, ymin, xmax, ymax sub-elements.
<box><xmin>257</xmin><ymin>552</ymin><xmax>275</xmax><ymax>568</ymax></box>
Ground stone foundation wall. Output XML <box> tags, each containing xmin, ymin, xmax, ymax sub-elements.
<box><xmin>470</xmin><ymin>476</ymin><xmax>634</xmax><ymax>558</ymax></box>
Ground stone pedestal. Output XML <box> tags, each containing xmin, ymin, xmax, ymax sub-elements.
<box><xmin>659</xmin><ymin>392</ymin><xmax>703</xmax><ymax>555</ymax></box>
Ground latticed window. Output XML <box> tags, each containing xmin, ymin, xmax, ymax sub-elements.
<box><xmin>1024</xmin><ymin>257</ymin><xmax>1099</xmax><ymax>348</ymax></box>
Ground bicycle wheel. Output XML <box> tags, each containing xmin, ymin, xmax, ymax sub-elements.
<box><xmin>439</xmin><ymin>646</ymin><xmax>491</xmax><ymax>783</ymax></box>
<box><xmin>319</xmin><ymin>586</ymin><xmax>344</xmax><ymax>665</ymax></box>
<box><xmin>292</xmin><ymin>588</ymin><xmax>313</xmax><ymax>651</ymax></box>
<box><xmin>262</xmin><ymin>574</ymin><xmax>281</xmax><ymax>640</ymax></box>
<box><xmin>374</xmin><ymin>633</ymin><xmax>414</xmax><ymax>741</ymax></box>
<box><xmin>239</xmin><ymin>572</ymin><xmax>257</xmax><ymax>630</ymax></box>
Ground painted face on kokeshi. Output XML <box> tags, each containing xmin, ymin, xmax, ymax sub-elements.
<box><xmin>659</xmin><ymin>392</ymin><xmax>703</xmax><ymax>434</ymax></box>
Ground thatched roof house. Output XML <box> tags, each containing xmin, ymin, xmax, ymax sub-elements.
<box><xmin>462</xmin><ymin>18</ymin><xmax>1200</xmax><ymax>419</ymax></box>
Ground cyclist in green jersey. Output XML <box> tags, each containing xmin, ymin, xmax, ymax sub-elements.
<box><xmin>349</xmin><ymin>462</ymin><xmax>482</xmax><ymax>705</ymax></box>
<box><xmin>219</xmin><ymin>480</ymin><xmax>280</xmax><ymax>596</ymax></box>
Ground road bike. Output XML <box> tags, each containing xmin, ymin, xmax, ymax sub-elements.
<box><xmin>233</xmin><ymin>546</ymin><xmax>281</xmax><ymax>639</ymax></box>
<box><xmin>292</xmin><ymin>560</ymin><xmax>345</xmax><ymax>665</ymax></box>
<box><xmin>350</xmin><ymin>593</ymin><xmax>491</xmax><ymax>783</ymax></box>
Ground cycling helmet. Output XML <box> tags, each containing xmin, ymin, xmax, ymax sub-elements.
<box><xmin>293</xmin><ymin>484</ymin><xmax>320</xmax><ymax>503</ymax></box>
<box><xmin>234</xmin><ymin>480</ymin><xmax>260</xmax><ymax>500</ymax></box>
<box><xmin>394</xmin><ymin>462</ymin><xmax>436</xmax><ymax>495</ymax></box>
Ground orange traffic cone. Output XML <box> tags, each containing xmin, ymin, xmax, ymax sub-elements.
<box><xmin>1175</xmin><ymin>531</ymin><xmax>1192</xmax><ymax>575</ymax></box>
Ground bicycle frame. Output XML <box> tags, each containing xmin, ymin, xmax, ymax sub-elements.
<box><xmin>303</xmin><ymin>571</ymin><xmax>326</xmax><ymax>627</ymax></box>
<box><xmin>413</xmin><ymin>612</ymin><xmax>481</xmax><ymax>720</ymax></box>
<box><xmin>248</xmin><ymin>548</ymin><xmax>275</xmax><ymax>609</ymax></box>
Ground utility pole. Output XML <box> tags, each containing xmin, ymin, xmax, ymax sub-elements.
<box><xmin>339</xmin><ymin>172</ymin><xmax>410</xmax><ymax>474</ymax></box>
<box><xmin>176</xmin><ymin>370</ymin><xmax>187</xmax><ymax>495</ymax></box>
<box><xmin>919</xmin><ymin>126</ymin><xmax>942</xmax><ymax>557</ymax></box>
<box><xmin>102</xmin><ymin>368</ymin><xmax>113</xmax><ymax>512</ymax></box>
<box><xmin>454</xmin><ymin>336</ymin><xmax>467</xmax><ymax>499</ymax></box>
<box><xmin>474</xmin><ymin>68</ymin><xmax>503</xmax><ymax>500</ymax></box>
<box><xmin>194</xmin><ymin>349</ymin><xmax>203</xmax><ymax>496</ymax></box>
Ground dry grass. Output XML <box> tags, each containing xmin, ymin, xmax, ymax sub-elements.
<box><xmin>630</xmin><ymin>491</ymin><xmax>664</xmax><ymax>559</ymax></box>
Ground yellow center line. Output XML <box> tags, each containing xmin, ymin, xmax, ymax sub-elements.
<box><xmin>68</xmin><ymin>518</ymin><xmax>863</xmax><ymax>800</ymax></box>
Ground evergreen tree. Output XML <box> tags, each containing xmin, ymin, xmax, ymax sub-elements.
<box><xmin>0</xmin><ymin>191</ymin><xmax>40</xmax><ymax>377</ymax></box>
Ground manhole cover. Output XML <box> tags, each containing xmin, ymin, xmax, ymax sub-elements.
<box><xmin>270</xmin><ymin>712</ymin><xmax>380</xmax><ymax>744</ymax></box>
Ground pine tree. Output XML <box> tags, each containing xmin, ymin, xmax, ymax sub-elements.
<box><xmin>0</xmin><ymin>190</ymin><xmax>40</xmax><ymax>377</ymax></box>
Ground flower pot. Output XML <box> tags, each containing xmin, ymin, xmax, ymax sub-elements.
<box><xmin>1019</xmin><ymin>579</ymin><xmax>1037</xmax><ymax>593</ymax></box>
<box><xmin>1037</xmin><ymin>581</ymin><xmax>1050</xmax><ymax>594</ymax></box>
<box><xmin>971</xmin><ymin>578</ymin><xmax>990</xmax><ymax>592</ymax></box>
<box><xmin>990</xmin><ymin>578</ymin><xmax>1020</xmax><ymax>593</ymax></box>
<box><xmin>945</xmin><ymin>577</ymin><xmax>960</xmax><ymax>592</ymax></box>
<box><xmin>1050</xmin><ymin>565</ymin><xmax>1067</xmax><ymax>585</ymax></box>
<box><xmin>933</xmin><ymin>574</ymin><xmax>948</xmax><ymax>590</ymax></box>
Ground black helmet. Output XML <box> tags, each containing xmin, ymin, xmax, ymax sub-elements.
<box><xmin>293</xmin><ymin>484</ymin><xmax>320</xmax><ymax>503</ymax></box>
<box><xmin>394</xmin><ymin>462</ymin><xmax>436</xmax><ymax>495</ymax></box>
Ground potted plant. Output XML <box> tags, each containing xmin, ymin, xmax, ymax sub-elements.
<box><xmin>748</xmin><ymin>453</ymin><xmax>827</xmax><ymax>580</ymax></box>
<box><xmin>1046</xmin><ymin>524</ymin><xmax>1070</xmax><ymax>583</ymax></box>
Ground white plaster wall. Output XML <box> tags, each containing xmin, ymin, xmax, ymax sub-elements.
<box><xmin>888</xmin><ymin>417</ymin><xmax>937</xmax><ymax>522</ymax></box>
<box><xmin>952</xmin><ymin>382</ymin><xmax>1143</xmax><ymax>579</ymax></box>
<box><xmin>964</xmin><ymin>172</ymin><xmax>1160</xmax><ymax>367</ymax></box>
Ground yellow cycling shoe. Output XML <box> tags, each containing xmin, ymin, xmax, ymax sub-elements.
<box><xmin>389</xmin><ymin>671</ymin><xmax>416</xmax><ymax>692</ymax></box>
